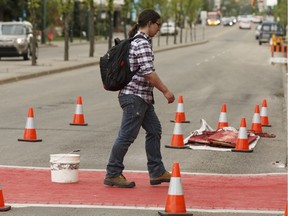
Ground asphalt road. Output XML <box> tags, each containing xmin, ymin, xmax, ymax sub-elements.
<box><xmin>0</xmin><ymin>24</ymin><xmax>287</xmax><ymax>216</ymax></box>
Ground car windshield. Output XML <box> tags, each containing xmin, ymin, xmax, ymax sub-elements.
<box><xmin>0</xmin><ymin>25</ymin><xmax>26</xmax><ymax>35</ymax></box>
<box><xmin>262</xmin><ymin>24</ymin><xmax>282</xmax><ymax>32</ymax></box>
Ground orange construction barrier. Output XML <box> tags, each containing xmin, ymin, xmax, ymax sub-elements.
<box><xmin>232</xmin><ymin>118</ymin><xmax>253</xmax><ymax>153</ymax></box>
<box><xmin>250</xmin><ymin>104</ymin><xmax>262</xmax><ymax>133</ymax></box>
<box><xmin>158</xmin><ymin>162</ymin><xmax>193</xmax><ymax>216</ymax></box>
<box><xmin>271</xmin><ymin>43</ymin><xmax>287</xmax><ymax>58</ymax></box>
<box><xmin>260</xmin><ymin>99</ymin><xmax>271</xmax><ymax>127</ymax></box>
<box><xmin>170</xmin><ymin>96</ymin><xmax>190</xmax><ymax>123</ymax></box>
<box><xmin>285</xmin><ymin>201</ymin><xmax>288</xmax><ymax>216</ymax></box>
<box><xmin>0</xmin><ymin>186</ymin><xmax>11</xmax><ymax>212</ymax></box>
<box><xmin>217</xmin><ymin>103</ymin><xmax>228</xmax><ymax>129</ymax></box>
<box><xmin>166</xmin><ymin>122</ymin><xmax>188</xmax><ymax>149</ymax></box>
<box><xmin>70</xmin><ymin>96</ymin><xmax>88</xmax><ymax>126</ymax></box>
<box><xmin>18</xmin><ymin>107</ymin><xmax>42</xmax><ymax>142</ymax></box>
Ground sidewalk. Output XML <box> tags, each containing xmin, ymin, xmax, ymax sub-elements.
<box><xmin>0</xmin><ymin>166</ymin><xmax>286</xmax><ymax>212</ymax></box>
<box><xmin>0</xmin><ymin>35</ymin><xmax>208</xmax><ymax>85</ymax></box>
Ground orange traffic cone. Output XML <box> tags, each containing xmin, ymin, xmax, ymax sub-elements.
<box><xmin>217</xmin><ymin>103</ymin><xmax>228</xmax><ymax>129</ymax></box>
<box><xmin>18</xmin><ymin>107</ymin><xmax>42</xmax><ymax>142</ymax></box>
<box><xmin>285</xmin><ymin>201</ymin><xmax>288</xmax><ymax>216</ymax></box>
<box><xmin>158</xmin><ymin>162</ymin><xmax>193</xmax><ymax>216</ymax></box>
<box><xmin>232</xmin><ymin>118</ymin><xmax>253</xmax><ymax>153</ymax></box>
<box><xmin>170</xmin><ymin>96</ymin><xmax>190</xmax><ymax>123</ymax></box>
<box><xmin>0</xmin><ymin>186</ymin><xmax>11</xmax><ymax>212</ymax></box>
<box><xmin>70</xmin><ymin>96</ymin><xmax>88</xmax><ymax>126</ymax></box>
<box><xmin>260</xmin><ymin>99</ymin><xmax>271</xmax><ymax>127</ymax></box>
<box><xmin>166</xmin><ymin>122</ymin><xmax>188</xmax><ymax>149</ymax></box>
<box><xmin>250</xmin><ymin>105</ymin><xmax>262</xmax><ymax>133</ymax></box>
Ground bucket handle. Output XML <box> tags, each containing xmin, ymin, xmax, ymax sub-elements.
<box><xmin>50</xmin><ymin>149</ymin><xmax>80</xmax><ymax>163</ymax></box>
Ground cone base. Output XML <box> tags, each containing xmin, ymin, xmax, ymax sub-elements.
<box><xmin>232</xmin><ymin>148</ymin><xmax>253</xmax><ymax>153</ymax></box>
<box><xmin>170</xmin><ymin>120</ymin><xmax>190</xmax><ymax>123</ymax></box>
<box><xmin>18</xmin><ymin>138</ymin><xmax>42</xmax><ymax>142</ymax></box>
<box><xmin>262</xmin><ymin>124</ymin><xmax>271</xmax><ymax>127</ymax></box>
<box><xmin>70</xmin><ymin>123</ymin><xmax>88</xmax><ymax>126</ymax></box>
<box><xmin>158</xmin><ymin>211</ymin><xmax>193</xmax><ymax>216</ymax></box>
<box><xmin>0</xmin><ymin>205</ymin><xmax>11</xmax><ymax>212</ymax></box>
<box><xmin>165</xmin><ymin>145</ymin><xmax>188</xmax><ymax>149</ymax></box>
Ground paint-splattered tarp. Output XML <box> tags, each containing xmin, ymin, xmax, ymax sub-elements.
<box><xmin>184</xmin><ymin>119</ymin><xmax>260</xmax><ymax>152</ymax></box>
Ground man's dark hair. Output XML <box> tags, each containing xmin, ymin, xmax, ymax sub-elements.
<box><xmin>128</xmin><ymin>9</ymin><xmax>161</xmax><ymax>38</ymax></box>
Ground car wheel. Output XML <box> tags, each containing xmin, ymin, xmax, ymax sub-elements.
<box><xmin>259</xmin><ymin>41</ymin><xmax>262</xmax><ymax>45</ymax></box>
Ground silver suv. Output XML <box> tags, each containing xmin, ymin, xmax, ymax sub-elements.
<box><xmin>0</xmin><ymin>21</ymin><xmax>38</xmax><ymax>60</ymax></box>
<box><xmin>258</xmin><ymin>22</ymin><xmax>284</xmax><ymax>45</ymax></box>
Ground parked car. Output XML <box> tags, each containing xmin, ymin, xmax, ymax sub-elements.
<box><xmin>160</xmin><ymin>22</ymin><xmax>178</xmax><ymax>35</ymax></box>
<box><xmin>231</xmin><ymin>16</ymin><xmax>237</xmax><ymax>24</ymax></box>
<box><xmin>239</xmin><ymin>19</ymin><xmax>252</xmax><ymax>29</ymax></box>
<box><xmin>258</xmin><ymin>22</ymin><xmax>284</xmax><ymax>45</ymax></box>
<box><xmin>0</xmin><ymin>21</ymin><xmax>38</xmax><ymax>60</ymax></box>
<box><xmin>255</xmin><ymin>24</ymin><xmax>262</xmax><ymax>39</ymax></box>
<box><xmin>222</xmin><ymin>17</ymin><xmax>234</xmax><ymax>26</ymax></box>
<box><xmin>252</xmin><ymin>15</ymin><xmax>263</xmax><ymax>23</ymax></box>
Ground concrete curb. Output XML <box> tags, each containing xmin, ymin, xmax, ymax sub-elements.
<box><xmin>0</xmin><ymin>40</ymin><xmax>208</xmax><ymax>85</ymax></box>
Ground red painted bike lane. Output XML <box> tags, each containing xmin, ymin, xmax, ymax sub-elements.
<box><xmin>0</xmin><ymin>167</ymin><xmax>286</xmax><ymax>211</ymax></box>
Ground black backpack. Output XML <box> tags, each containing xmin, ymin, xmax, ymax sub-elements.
<box><xmin>99</xmin><ymin>35</ymin><xmax>146</xmax><ymax>91</ymax></box>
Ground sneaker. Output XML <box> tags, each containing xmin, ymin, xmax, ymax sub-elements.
<box><xmin>150</xmin><ymin>171</ymin><xmax>171</xmax><ymax>185</ymax></box>
<box><xmin>104</xmin><ymin>174</ymin><xmax>136</xmax><ymax>188</ymax></box>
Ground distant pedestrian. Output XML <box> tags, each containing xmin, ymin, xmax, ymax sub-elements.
<box><xmin>104</xmin><ymin>9</ymin><xmax>175</xmax><ymax>188</ymax></box>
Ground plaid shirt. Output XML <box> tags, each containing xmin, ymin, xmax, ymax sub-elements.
<box><xmin>119</xmin><ymin>32</ymin><xmax>155</xmax><ymax>104</ymax></box>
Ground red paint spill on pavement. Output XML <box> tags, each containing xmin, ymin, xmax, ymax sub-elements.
<box><xmin>0</xmin><ymin>167</ymin><xmax>286</xmax><ymax>211</ymax></box>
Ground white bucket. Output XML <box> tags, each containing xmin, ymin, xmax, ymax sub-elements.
<box><xmin>50</xmin><ymin>154</ymin><xmax>80</xmax><ymax>183</ymax></box>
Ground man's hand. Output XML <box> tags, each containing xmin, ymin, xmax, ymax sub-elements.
<box><xmin>164</xmin><ymin>90</ymin><xmax>175</xmax><ymax>104</ymax></box>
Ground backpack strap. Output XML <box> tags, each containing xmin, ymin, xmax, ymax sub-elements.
<box><xmin>132</xmin><ymin>34</ymin><xmax>147</xmax><ymax>41</ymax></box>
<box><xmin>114</xmin><ymin>38</ymin><xmax>121</xmax><ymax>45</ymax></box>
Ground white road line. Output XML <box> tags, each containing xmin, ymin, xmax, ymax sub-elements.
<box><xmin>0</xmin><ymin>165</ymin><xmax>286</xmax><ymax>176</ymax></box>
<box><xmin>7</xmin><ymin>203</ymin><xmax>284</xmax><ymax>214</ymax></box>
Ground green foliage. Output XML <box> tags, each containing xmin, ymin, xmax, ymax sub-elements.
<box><xmin>273</xmin><ymin>0</ymin><xmax>287</xmax><ymax>27</ymax></box>
<box><xmin>106</xmin><ymin>0</ymin><xmax>114</xmax><ymax>13</ymax></box>
<box><xmin>59</xmin><ymin>0</ymin><xmax>74</xmax><ymax>15</ymax></box>
<box><xmin>0</xmin><ymin>0</ymin><xmax>21</xmax><ymax>21</ymax></box>
<box><xmin>28</xmin><ymin>0</ymin><xmax>41</xmax><ymax>9</ymax></box>
<box><xmin>1</xmin><ymin>0</ymin><xmax>205</xmax><ymax>33</ymax></box>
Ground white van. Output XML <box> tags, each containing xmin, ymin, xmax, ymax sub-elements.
<box><xmin>0</xmin><ymin>21</ymin><xmax>38</xmax><ymax>60</ymax></box>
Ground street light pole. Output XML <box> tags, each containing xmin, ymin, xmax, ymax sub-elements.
<box><xmin>41</xmin><ymin>0</ymin><xmax>46</xmax><ymax>44</ymax></box>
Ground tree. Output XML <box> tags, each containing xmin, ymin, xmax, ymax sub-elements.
<box><xmin>59</xmin><ymin>0</ymin><xmax>74</xmax><ymax>61</ymax></box>
<box><xmin>107</xmin><ymin>0</ymin><xmax>114</xmax><ymax>49</ymax></box>
<box><xmin>170</xmin><ymin>0</ymin><xmax>180</xmax><ymax>44</ymax></box>
<box><xmin>273</xmin><ymin>0</ymin><xmax>287</xmax><ymax>33</ymax></box>
<box><xmin>184</xmin><ymin>0</ymin><xmax>203</xmax><ymax>42</ymax></box>
<box><xmin>88</xmin><ymin>0</ymin><xmax>95</xmax><ymax>57</ymax></box>
<box><xmin>122</xmin><ymin>0</ymin><xmax>131</xmax><ymax>39</ymax></box>
<box><xmin>0</xmin><ymin>0</ymin><xmax>17</xmax><ymax>21</ymax></box>
<box><xmin>28</xmin><ymin>0</ymin><xmax>41</xmax><ymax>66</ymax></box>
<box><xmin>157</xmin><ymin>0</ymin><xmax>172</xmax><ymax>45</ymax></box>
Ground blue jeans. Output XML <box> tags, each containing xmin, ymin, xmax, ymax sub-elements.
<box><xmin>105</xmin><ymin>94</ymin><xmax>166</xmax><ymax>179</ymax></box>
